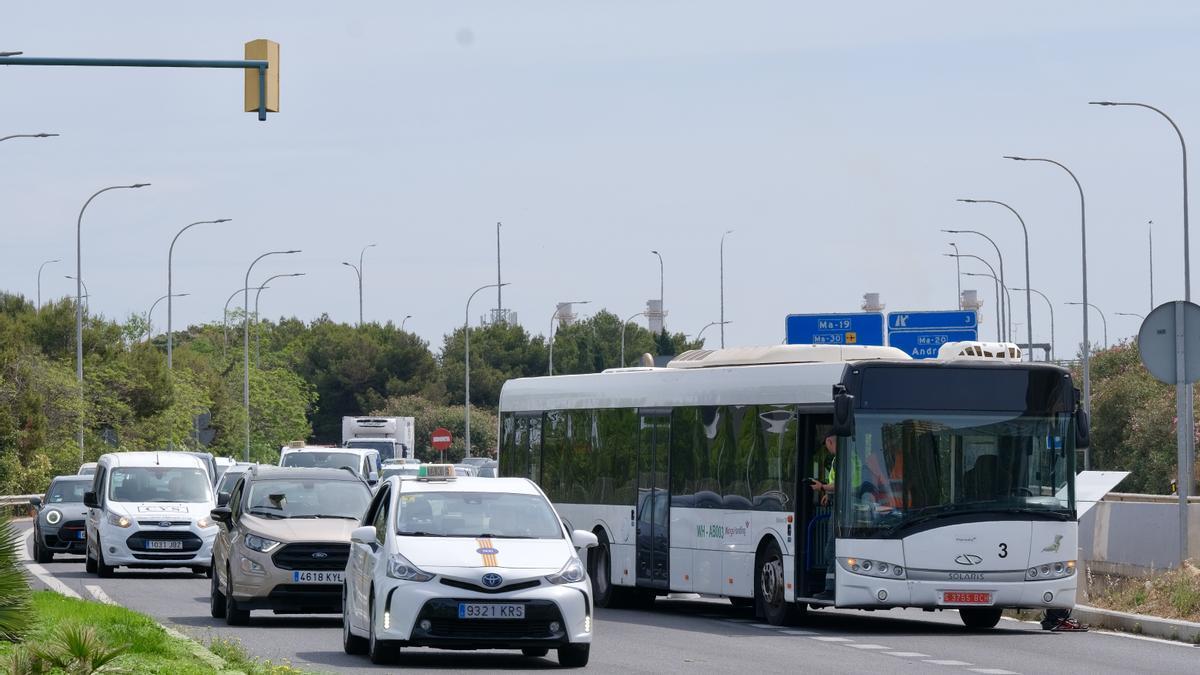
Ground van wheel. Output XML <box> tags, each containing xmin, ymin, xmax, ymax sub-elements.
<box><xmin>96</xmin><ymin>540</ymin><xmax>115</xmax><ymax>578</ymax></box>
<box><xmin>589</xmin><ymin>533</ymin><xmax>614</xmax><ymax>607</ymax></box>
<box><xmin>224</xmin><ymin>566</ymin><xmax>250</xmax><ymax>625</ymax></box>
<box><xmin>959</xmin><ymin>608</ymin><xmax>1002</xmax><ymax>629</ymax></box>
<box><xmin>756</xmin><ymin>539</ymin><xmax>800</xmax><ymax>626</ymax></box>
<box><xmin>210</xmin><ymin>565</ymin><xmax>226</xmax><ymax>618</ymax></box>
<box><xmin>368</xmin><ymin>593</ymin><xmax>399</xmax><ymax>664</ymax></box>
<box><xmin>84</xmin><ymin>541</ymin><xmax>97</xmax><ymax>574</ymax></box>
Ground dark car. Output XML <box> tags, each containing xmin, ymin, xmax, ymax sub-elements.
<box><xmin>30</xmin><ymin>475</ymin><xmax>92</xmax><ymax>562</ymax></box>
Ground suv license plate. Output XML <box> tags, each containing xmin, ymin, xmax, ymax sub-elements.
<box><xmin>292</xmin><ymin>571</ymin><xmax>344</xmax><ymax>584</ymax></box>
<box><xmin>458</xmin><ymin>603</ymin><xmax>525</xmax><ymax>619</ymax></box>
<box><xmin>145</xmin><ymin>540</ymin><xmax>184</xmax><ymax>550</ymax></box>
<box><xmin>943</xmin><ymin>591</ymin><xmax>992</xmax><ymax>605</ymax></box>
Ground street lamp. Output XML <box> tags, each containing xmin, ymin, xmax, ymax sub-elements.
<box><xmin>342</xmin><ymin>243</ymin><xmax>376</xmax><ymax>326</ymax></box>
<box><xmin>650</xmin><ymin>250</ymin><xmax>664</xmax><ymax>331</ymax></box>
<box><xmin>720</xmin><ymin>230</ymin><xmax>733</xmax><ymax>348</ymax></box>
<box><xmin>948</xmin><ymin>243</ymin><xmax>962</xmax><ymax>307</ymax></box>
<box><xmin>74</xmin><ymin>183</ymin><xmax>149</xmax><ymax>456</ymax></box>
<box><xmin>1115</xmin><ymin>311</ymin><xmax>1146</xmax><ymax>321</ymax></box>
<box><xmin>0</xmin><ymin>132</ymin><xmax>58</xmax><ymax>143</ymax></box>
<box><xmin>696</xmin><ymin>320</ymin><xmax>730</xmax><ymax>344</ymax></box>
<box><xmin>223</xmin><ymin>285</ymin><xmax>267</xmax><ymax>358</ymax></box>
<box><xmin>167</xmin><ymin>218</ymin><xmax>229</xmax><ymax>369</ymax></box>
<box><xmin>1066</xmin><ymin>302</ymin><xmax>1108</xmax><ymax>349</ymax></box>
<box><xmin>243</xmin><ymin>249</ymin><xmax>300</xmax><ymax>461</ymax></box>
<box><xmin>1012</xmin><ymin>287</ymin><xmax>1055</xmax><ymax>362</ymax></box>
<box><xmin>254</xmin><ymin>273</ymin><xmax>305</xmax><ymax>365</ymax></box>
<box><xmin>464</xmin><ymin>282</ymin><xmax>509</xmax><ymax>458</ymax></box>
<box><xmin>401</xmin><ymin>315</ymin><xmax>412</xmax><ymax>331</ymax></box>
<box><xmin>958</xmin><ymin>199</ymin><xmax>1034</xmax><ymax>360</ymax></box>
<box><xmin>549</xmin><ymin>300</ymin><xmax>591</xmax><ymax>375</ymax></box>
<box><xmin>962</xmin><ymin>272</ymin><xmax>1013</xmax><ymax>343</ymax></box>
<box><xmin>36</xmin><ymin>258</ymin><xmax>60</xmax><ymax>312</ymax></box>
<box><xmin>64</xmin><ymin>276</ymin><xmax>89</xmax><ymax>311</ymax></box>
<box><xmin>945</xmin><ymin>253</ymin><xmax>1003</xmax><ymax>341</ymax></box>
<box><xmin>620</xmin><ymin>311</ymin><xmax>646</xmax><ymax>367</ymax></box>
<box><xmin>942</xmin><ymin>228</ymin><xmax>1007</xmax><ymax>340</ymax></box>
<box><xmin>146</xmin><ymin>293</ymin><xmax>189</xmax><ymax>342</ymax></box>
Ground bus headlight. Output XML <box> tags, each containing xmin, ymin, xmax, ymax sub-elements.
<box><xmin>1027</xmin><ymin>560</ymin><xmax>1075</xmax><ymax>580</ymax></box>
<box><xmin>838</xmin><ymin>557</ymin><xmax>906</xmax><ymax>580</ymax></box>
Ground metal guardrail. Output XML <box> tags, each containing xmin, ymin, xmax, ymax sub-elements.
<box><xmin>1102</xmin><ymin>491</ymin><xmax>1200</xmax><ymax>504</ymax></box>
<box><xmin>0</xmin><ymin>494</ymin><xmax>39</xmax><ymax>508</ymax></box>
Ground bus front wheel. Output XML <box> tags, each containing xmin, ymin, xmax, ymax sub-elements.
<box><xmin>589</xmin><ymin>532</ymin><xmax>615</xmax><ymax>607</ymax></box>
<box><xmin>757</xmin><ymin>539</ymin><xmax>801</xmax><ymax>626</ymax></box>
<box><xmin>959</xmin><ymin>608</ymin><xmax>1002</xmax><ymax>629</ymax></box>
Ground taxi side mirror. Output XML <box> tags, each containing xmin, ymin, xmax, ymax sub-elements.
<box><xmin>570</xmin><ymin>529</ymin><xmax>599</xmax><ymax>549</ymax></box>
<box><xmin>351</xmin><ymin>526</ymin><xmax>377</xmax><ymax>545</ymax></box>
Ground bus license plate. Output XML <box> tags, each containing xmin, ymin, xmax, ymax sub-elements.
<box><xmin>943</xmin><ymin>591</ymin><xmax>992</xmax><ymax>605</ymax></box>
<box><xmin>145</xmin><ymin>540</ymin><xmax>184</xmax><ymax>550</ymax></box>
<box><xmin>292</xmin><ymin>571</ymin><xmax>344</xmax><ymax>584</ymax></box>
<box><xmin>458</xmin><ymin>603</ymin><xmax>525</xmax><ymax>619</ymax></box>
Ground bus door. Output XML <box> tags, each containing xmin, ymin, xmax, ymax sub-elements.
<box><xmin>636</xmin><ymin>409</ymin><xmax>670</xmax><ymax>590</ymax></box>
<box><xmin>797</xmin><ymin>414</ymin><xmax>834</xmax><ymax>598</ymax></box>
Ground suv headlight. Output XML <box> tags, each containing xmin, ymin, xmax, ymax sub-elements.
<box><xmin>386</xmin><ymin>553</ymin><xmax>433</xmax><ymax>582</ymax></box>
<box><xmin>837</xmin><ymin>557</ymin><xmax>906</xmax><ymax>580</ymax></box>
<box><xmin>244</xmin><ymin>533</ymin><xmax>282</xmax><ymax>553</ymax></box>
<box><xmin>546</xmin><ymin>557</ymin><xmax>586</xmax><ymax>585</ymax></box>
<box><xmin>106</xmin><ymin>513</ymin><xmax>132</xmax><ymax>528</ymax></box>
<box><xmin>45</xmin><ymin>509</ymin><xmax>62</xmax><ymax>525</ymax></box>
<box><xmin>1027</xmin><ymin>560</ymin><xmax>1076</xmax><ymax>579</ymax></box>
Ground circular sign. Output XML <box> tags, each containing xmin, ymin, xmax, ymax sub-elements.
<box><xmin>431</xmin><ymin>427</ymin><xmax>453</xmax><ymax>451</ymax></box>
<box><xmin>1137</xmin><ymin>300</ymin><xmax>1200</xmax><ymax>385</ymax></box>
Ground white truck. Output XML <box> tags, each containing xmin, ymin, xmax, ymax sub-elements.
<box><xmin>341</xmin><ymin>416</ymin><xmax>415</xmax><ymax>462</ymax></box>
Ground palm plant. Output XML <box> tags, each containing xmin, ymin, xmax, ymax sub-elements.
<box><xmin>31</xmin><ymin>624</ymin><xmax>129</xmax><ymax>674</ymax></box>
<box><xmin>0</xmin><ymin>512</ymin><xmax>32</xmax><ymax>642</ymax></box>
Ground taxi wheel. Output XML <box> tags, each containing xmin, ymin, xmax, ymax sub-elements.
<box><xmin>225</xmin><ymin>566</ymin><xmax>250</xmax><ymax>626</ymax></box>
<box><xmin>959</xmin><ymin>608</ymin><xmax>1002</xmax><ymax>629</ymax></box>
<box><xmin>521</xmin><ymin>648</ymin><xmax>549</xmax><ymax>657</ymax></box>
<box><xmin>368</xmin><ymin>593</ymin><xmax>399</xmax><ymax>664</ymax></box>
<box><xmin>84</xmin><ymin>540</ymin><xmax>97</xmax><ymax>574</ymax></box>
<box><xmin>96</xmin><ymin>539</ymin><xmax>115</xmax><ymax>578</ymax></box>
<box><xmin>342</xmin><ymin>584</ymin><xmax>367</xmax><ymax>655</ymax></box>
<box><xmin>756</xmin><ymin>540</ymin><xmax>799</xmax><ymax>626</ymax></box>
<box><xmin>209</xmin><ymin>565</ymin><xmax>227</xmax><ymax>619</ymax></box>
<box><xmin>558</xmin><ymin>643</ymin><xmax>590</xmax><ymax>668</ymax></box>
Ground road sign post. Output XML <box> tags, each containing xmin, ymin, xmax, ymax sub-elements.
<box><xmin>887</xmin><ymin>310</ymin><xmax>979</xmax><ymax>360</ymax></box>
<box><xmin>785</xmin><ymin>313</ymin><xmax>884</xmax><ymax>346</ymax></box>
<box><xmin>1138</xmin><ymin>300</ymin><xmax>1200</xmax><ymax>565</ymax></box>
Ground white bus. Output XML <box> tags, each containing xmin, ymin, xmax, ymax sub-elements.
<box><xmin>498</xmin><ymin>343</ymin><xmax>1088</xmax><ymax>628</ymax></box>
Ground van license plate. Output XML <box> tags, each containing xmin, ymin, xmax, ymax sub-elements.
<box><xmin>292</xmin><ymin>571</ymin><xmax>344</xmax><ymax>584</ymax></box>
<box><xmin>943</xmin><ymin>591</ymin><xmax>992</xmax><ymax>605</ymax></box>
<box><xmin>458</xmin><ymin>603</ymin><xmax>525</xmax><ymax>619</ymax></box>
<box><xmin>145</xmin><ymin>540</ymin><xmax>183</xmax><ymax>550</ymax></box>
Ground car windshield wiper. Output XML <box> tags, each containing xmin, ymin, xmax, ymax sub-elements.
<box><xmin>246</xmin><ymin>509</ymin><xmax>284</xmax><ymax>519</ymax></box>
<box><xmin>480</xmin><ymin>534</ymin><xmax>537</xmax><ymax>539</ymax></box>
<box><xmin>288</xmin><ymin>514</ymin><xmax>359</xmax><ymax>520</ymax></box>
<box><xmin>396</xmin><ymin>530</ymin><xmax>445</xmax><ymax>537</ymax></box>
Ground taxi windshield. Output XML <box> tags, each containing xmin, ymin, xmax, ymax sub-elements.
<box><xmin>395</xmin><ymin>491</ymin><xmax>562</xmax><ymax>539</ymax></box>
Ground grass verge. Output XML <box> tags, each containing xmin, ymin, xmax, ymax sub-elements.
<box><xmin>1085</xmin><ymin>561</ymin><xmax>1200</xmax><ymax>622</ymax></box>
<box><xmin>209</xmin><ymin>637</ymin><xmax>307</xmax><ymax>674</ymax></box>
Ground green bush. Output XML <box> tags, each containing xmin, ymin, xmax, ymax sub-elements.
<box><xmin>0</xmin><ymin>513</ymin><xmax>32</xmax><ymax>642</ymax></box>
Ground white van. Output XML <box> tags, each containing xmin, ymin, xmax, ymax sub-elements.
<box><xmin>278</xmin><ymin>445</ymin><xmax>381</xmax><ymax>486</ymax></box>
<box><xmin>84</xmin><ymin>451</ymin><xmax>218</xmax><ymax>577</ymax></box>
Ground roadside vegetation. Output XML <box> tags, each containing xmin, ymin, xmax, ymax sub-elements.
<box><xmin>1085</xmin><ymin>561</ymin><xmax>1200</xmax><ymax>623</ymax></box>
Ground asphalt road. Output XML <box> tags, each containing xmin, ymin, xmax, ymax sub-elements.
<box><xmin>16</xmin><ymin>521</ymin><xmax>1198</xmax><ymax>674</ymax></box>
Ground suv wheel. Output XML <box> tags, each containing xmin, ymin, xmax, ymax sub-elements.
<box><xmin>342</xmin><ymin>584</ymin><xmax>367</xmax><ymax>655</ymax></box>
<box><xmin>224</xmin><ymin>566</ymin><xmax>250</xmax><ymax>625</ymax></box>
<box><xmin>209</xmin><ymin>564</ymin><xmax>227</xmax><ymax>619</ymax></box>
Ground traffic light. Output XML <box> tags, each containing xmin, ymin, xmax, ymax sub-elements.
<box><xmin>244</xmin><ymin>39</ymin><xmax>279</xmax><ymax>114</ymax></box>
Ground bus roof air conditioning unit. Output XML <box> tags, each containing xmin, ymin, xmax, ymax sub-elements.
<box><xmin>937</xmin><ymin>341</ymin><xmax>1022</xmax><ymax>362</ymax></box>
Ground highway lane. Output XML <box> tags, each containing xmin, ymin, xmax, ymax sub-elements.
<box><xmin>16</xmin><ymin>522</ymin><xmax>1197</xmax><ymax>674</ymax></box>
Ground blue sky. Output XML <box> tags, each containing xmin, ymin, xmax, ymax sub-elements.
<box><xmin>4</xmin><ymin>2</ymin><xmax>1200</xmax><ymax>355</ymax></box>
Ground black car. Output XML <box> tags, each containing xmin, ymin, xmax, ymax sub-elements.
<box><xmin>30</xmin><ymin>475</ymin><xmax>92</xmax><ymax>562</ymax></box>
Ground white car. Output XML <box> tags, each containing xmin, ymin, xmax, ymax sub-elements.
<box><xmin>279</xmin><ymin>446</ymin><xmax>381</xmax><ymax>486</ymax></box>
<box><xmin>341</xmin><ymin>467</ymin><xmax>597</xmax><ymax>667</ymax></box>
<box><xmin>84</xmin><ymin>451</ymin><xmax>218</xmax><ymax>577</ymax></box>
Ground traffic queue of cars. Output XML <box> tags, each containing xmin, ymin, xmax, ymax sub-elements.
<box><xmin>28</xmin><ymin>452</ymin><xmax>594</xmax><ymax>667</ymax></box>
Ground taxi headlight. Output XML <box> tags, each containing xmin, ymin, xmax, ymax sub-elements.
<box><xmin>45</xmin><ymin>509</ymin><xmax>62</xmax><ymax>525</ymax></box>
<box><xmin>387</xmin><ymin>553</ymin><xmax>433</xmax><ymax>582</ymax></box>
<box><xmin>546</xmin><ymin>557</ymin><xmax>586</xmax><ymax>585</ymax></box>
<box><xmin>243</xmin><ymin>533</ymin><xmax>281</xmax><ymax>553</ymax></box>
<box><xmin>106</xmin><ymin>512</ymin><xmax>131</xmax><ymax>528</ymax></box>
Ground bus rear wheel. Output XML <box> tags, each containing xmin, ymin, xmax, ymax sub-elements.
<box><xmin>757</xmin><ymin>539</ymin><xmax>801</xmax><ymax>626</ymax></box>
<box><xmin>959</xmin><ymin>608</ymin><xmax>1002</xmax><ymax>629</ymax></box>
<box><xmin>589</xmin><ymin>532</ymin><xmax>615</xmax><ymax>607</ymax></box>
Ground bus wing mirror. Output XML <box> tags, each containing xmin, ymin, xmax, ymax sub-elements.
<box><xmin>832</xmin><ymin>387</ymin><xmax>855</xmax><ymax>437</ymax></box>
<box><xmin>1075</xmin><ymin>409</ymin><xmax>1090</xmax><ymax>449</ymax></box>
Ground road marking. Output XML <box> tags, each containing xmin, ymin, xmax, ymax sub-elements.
<box><xmin>749</xmin><ymin>623</ymin><xmax>776</xmax><ymax>629</ymax></box>
<box><xmin>20</xmin><ymin>529</ymin><xmax>32</xmax><ymax>562</ymax></box>
<box><xmin>24</xmin><ymin>561</ymin><xmax>81</xmax><ymax>599</ymax></box>
<box><xmin>923</xmin><ymin>660</ymin><xmax>973</xmax><ymax>666</ymax></box>
<box><xmin>780</xmin><ymin>629</ymin><xmax>816</xmax><ymax>635</ymax></box>
<box><xmin>884</xmin><ymin>651</ymin><xmax>931</xmax><ymax>658</ymax></box>
<box><xmin>846</xmin><ymin>643</ymin><xmax>889</xmax><ymax>650</ymax></box>
<box><xmin>85</xmin><ymin>585</ymin><xmax>117</xmax><ymax>605</ymax></box>
<box><xmin>968</xmin><ymin>669</ymin><xmax>1019</xmax><ymax>675</ymax></box>
<box><xmin>810</xmin><ymin>636</ymin><xmax>852</xmax><ymax>642</ymax></box>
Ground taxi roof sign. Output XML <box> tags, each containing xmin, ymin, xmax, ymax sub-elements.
<box><xmin>417</xmin><ymin>464</ymin><xmax>456</xmax><ymax>480</ymax></box>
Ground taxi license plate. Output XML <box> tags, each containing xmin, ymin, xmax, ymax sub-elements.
<box><xmin>458</xmin><ymin>603</ymin><xmax>525</xmax><ymax>619</ymax></box>
<box><xmin>145</xmin><ymin>540</ymin><xmax>183</xmax><ymax>550</ymax></box>
<box><xmin>292</xmin><ymin>571</ymin><xmax>344</xmax><ymax>584</ymax></box>
<box><xmin>943</xmin><ymin>591</ymin><xmax>992</xmax><ymax>605</ymax></box>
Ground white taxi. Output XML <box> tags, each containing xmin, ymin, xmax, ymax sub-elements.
<box><xmin>341</xmin><ymin>466</ymin><xmax>597</xmax><ymax>667</ymax></box>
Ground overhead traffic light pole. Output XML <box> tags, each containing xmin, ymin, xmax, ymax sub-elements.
<box><xmin>0</xmin><ymin>39</ymin><xmax>279</xmax><ymax>120</ymax></box>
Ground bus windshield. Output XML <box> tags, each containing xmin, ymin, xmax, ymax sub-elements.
<box><xmin>837</xmin><ymin>411</ymin><xmax>1075</xmax><ymax>537</ymax></box>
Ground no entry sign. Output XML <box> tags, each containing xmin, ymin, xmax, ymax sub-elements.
<box><xmin>431</xmin><ymin>427</ymin><xmax>453</xmax><ymax>452</ymax></box>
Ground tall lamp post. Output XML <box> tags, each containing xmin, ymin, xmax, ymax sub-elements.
<box><xmin>1066</xmin><ymin>302</ymin><xmax>1108</xmax><ymax>349</ymax></box>
<box><xmin>74</xmin><ymin>183</ymin><xmax>150</xmax><ymax>456</ymax></box>
<box><xmin>548</xmin><ymin>300</ymin><xmax>590</xmax><ymax>375</ymax></box>
<box><xmin>696</xmin><ymin>320</ymin><xmax>730</xmax><ymax>344</ymax></box>
<box><xmin>720</xmin><ymin>230</ymin><xmax>733</xmax><ymax>348</ymax></box>
<box><xmin>620</xmin><ymin>311</ymin><xmax>646</xmax><ymax>367</ymax></box>
<box><xmin>243</xmin><ymin>250</ymin><xmax>300</xmax><ymax>460</ymax></box>
<box><xmin>942</xmin><ymin>228</ymin><xmax>1008</xmax><ymax>340</ymax></box>
<box><xmin>962</xmin><ymin>272</ymin><xmax>1014</xmax><ymax>343</ymax></box>
<box><xmin>36</xmin><ymin>258</ymin><xmax>60</xmax><ymax>312</ymax></box>
<box><xmin>465</xmin><ymin>282</ymin><xmax>509</xmax><ymax>458</ymax></box>
<box><xmin>0</xmin><ymin>132</ymin><xmax>58</xmax><ymax>144</ymax></box>
<box><xmin>146</xmin><ymin>293</ymin><xmax>189</xmax><ymax>341</ymax></box>
<box><xmin>945</xmin><ymin>253</ymin><xmax>1003</xmax><ymax>340</ymax></box>
<box><xmin>401</xmin><ymin>315</ymin><xmax>412</xmax><ymax>331</ymax></box>
<box><xmin>948</xmin><ymin>243</ymin><xmax>962</xmax><ymax>307</ymax></box>
<box><xmin>958</xmin><ymin>199</ymin><xmax>1033</xmax><ymax>360</ymax></box>
<box><xmin>650</xmin><ymin>250</ymin><xmax>664</xmax><ymax>331</ymax></box>
<box><xmin>1013</xmin><ymin>286</ymin><xmax>1055</xmax><ymax>362</ymax></box>
<box><xmin>223</xmin><ymin>285</ymin><xmax>267</xmax><ymax>358</ymax></box>
<box><xmin>342</xmin><ymin>243</ymin><xmax>376</xmax><ymax>326</ymax></box>
<box><xmin>167</xmin><ymin>218</ymin><xmax>229</xmax><ymax>369</ymax></box>
<box><xmin>255</xmin><ymin>273</ymin><xmax>305</xmax><ymax>365</ymax></box>
<box><xmin>64</xmin><ymin>276</ymin><xmax>89</xmax><ymax>311</ymax></box>
<box><xmin>1005</xmin><ymin>155</ymin><xmax>1090</xmax><ymax>459</ymax></box>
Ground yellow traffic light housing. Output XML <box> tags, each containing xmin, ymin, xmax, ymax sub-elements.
<box><xmin>244</xmin><ymin>39</ymin><xmax>279</xmax><ymax>114</ymax></box>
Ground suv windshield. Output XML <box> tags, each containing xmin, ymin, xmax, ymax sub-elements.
<box><xmin>47</xmin><ymin>481</ymin><xmax>89</xmax><ymax>503</ymax></box>
<box><xmin>838</xmin><ymin>411</ymin><xmax>1075</xmax><ymax>537</ymax></box>
<box><xmin>108</xmin><ymin>467</ymin><xmax>211</xmax><ymax>503</ymax></box>
<box><xmin>395</xmin><ymin>491</ymin><xmax>563</xmax><ymax>539</ymax></box>
<box><xmin>245</xmin><ymin>479</ymin><xmax>370</xmax><ymax>519</ymax></box>
<box><xmin>281</xmin><ymin>451</ymin><xmax>361</xmax><ymax>472</ymax></box>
